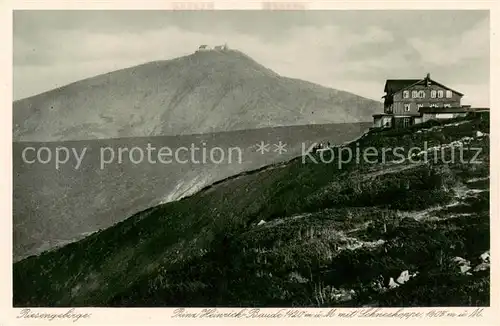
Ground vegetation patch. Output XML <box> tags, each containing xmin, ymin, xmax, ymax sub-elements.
<box><xmin>13</xmin><ymin>114</ymin><xmax>490</xmax><ymax>307</ymax></box>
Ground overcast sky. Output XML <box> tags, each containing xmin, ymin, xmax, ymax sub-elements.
<box><xmin>14</xmin><ymin>10</ymin><xmax>490</xmax><ymax>106</ymax></box>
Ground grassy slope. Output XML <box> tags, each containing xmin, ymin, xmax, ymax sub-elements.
<box><xmin>13</xmin><ymin>113</ymin><xmax>490</xmax><ymax>307</ymax></box>
<box><xmin>13</xmin><ymin>122</ymin><xmax>370</xmax><ymax>262</ymax></box>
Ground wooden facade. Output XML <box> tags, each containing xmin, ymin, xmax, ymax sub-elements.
<box><xmin>373</xmin><ymin>73</ymin><xmax>465</xmax><ymax>128</ymax></box>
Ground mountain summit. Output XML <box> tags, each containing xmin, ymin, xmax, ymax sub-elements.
<box><xmin>14</xmin><ymin>49</ymin><xmax>380</xmax><ymax>141</ymax></box>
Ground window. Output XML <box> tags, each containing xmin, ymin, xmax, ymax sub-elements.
<box><xmin>403</xmin><ymin>117</ymin><xmax>412</xmax><ymax>128</ymax></box>
<box><xmin>446</xmin><ymin>90</ymin><xmax>452</xmax><ymax>98</ymax></box>
<box><xmin>444</xmin><ymin>104</ymin><xmax>452</xmax><ymax>108</ymax></box>
<box><xmin>417</xmin><ymin>104</ymin><xmax>424</xmax><ymax>111</ymax></box>
<box><xmin>431</xmin><ymin>90</ymin><xmax>437</xmax><ymax>98</ymax></box>
<box><xmin>430</xmin><ymin>104</ymin><xmax>439</xmax><ymax>108</ymax></box>
<box><xmin>411</xmin><ymin>90</ymin><xmax>418</xmax><ymax>98</ymax></box>
<box><xmin>403</xmin><ymin>90</ymin><xmax>410</xmax><ymax>99</ymax></box>
<box><xmin>418</xmin><ymin>91</ymin><xmax>426</xmax><ymax>98</ymax></box>
<box><xmin>404</xmin><ymin>104</ymin><xmax>411</xmax><ymax>112</ymax></box>
<box><xmin>438</xmin><ymin>90</ymin><xmax>444</xmax><ymax>98</ymax></box>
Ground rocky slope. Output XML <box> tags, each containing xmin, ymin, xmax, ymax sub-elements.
<box><xmin>13</xmin><ymin>112</ymin><xmax>490</xmax><ymax>307</ymax></box>
<box><xmin>13</xmin><ymin>49</ymin><xmax>381</xmax><ymax>142</ymax></box>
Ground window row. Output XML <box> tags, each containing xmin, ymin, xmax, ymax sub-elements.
<box><xmin>403</xmin><ymin>103</ymin><xmax>453</xmax><ymax>111</ymax></box>
<box><xmin>402</xmin><ymin>89</ymin><xmax>452</xmax><ymax>99</ymax></box>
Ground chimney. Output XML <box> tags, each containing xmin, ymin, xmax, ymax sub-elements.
<box><xmin>426</xmin><ymin>73</ymin><xmax>430</xmax><ymax>79</ymax></box>
<box><xmin>425</xmin><ymin>73</ymin><xmax>430</xmax><ymax>86</ymax></box>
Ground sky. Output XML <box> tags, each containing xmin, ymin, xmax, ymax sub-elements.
<box><xmin>13</xmin><ymin>10</ymin><xmax>490</xmax><ymax>106</ymax></box>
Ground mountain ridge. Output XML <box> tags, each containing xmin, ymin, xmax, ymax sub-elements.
<box><xmin>13</xmin><ymin>49</ymin><xmax>381</xmax><ymax>142</ymax></box>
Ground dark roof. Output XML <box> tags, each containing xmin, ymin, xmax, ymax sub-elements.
<box><xmin>384</xmin><ymin>79</ymin><xmax>420</xmax><ymax>95</ymax></box>
<box><xmin>372</xmin><ymin>113</ymin><xmax>393</xmax><ymax>117</ymax></box>
<box><xmin>419</xmin><ymin>106</ymin><xmax>469</xmax><ymax>114</ymax></box>
<box><xmin>383</xmin><ymin>76</ymin><xmax>464</xmax><ymax>97</ymax></box>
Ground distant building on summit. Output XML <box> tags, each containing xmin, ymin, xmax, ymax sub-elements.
<box><xmin>214</xmin><ymin>43</ymin><xmax>229</xmax><ymax>51</ymax></box>
<box><xmin>372</xmin><ymin>73</ymin><xmax>473</xmax><ymax>128</ymax></box>
<box><xmin>196</xmin><ymin>44</ymin><xmax>228</xmax><ymax>53</ymax></box>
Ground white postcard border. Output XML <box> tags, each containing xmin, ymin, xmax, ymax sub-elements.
<box><xmin>1</xmin><ymin>1</ymin><xmax>498</xmax><ymax>325</ymax></box>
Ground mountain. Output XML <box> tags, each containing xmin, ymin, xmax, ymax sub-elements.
<box><xmin>13</xmin><ymin>49</ymin><xmax>381</xmax><ymax>142</ymax></box>
<box><xmin>13</xmin><ymin>122</ymin><xmax>370</xmax><ymax>262</ymax></box>
<box><xmin>13</xmin><ymin>113</ymin><xmax>490</xmax><ymax>307</ymax></box>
